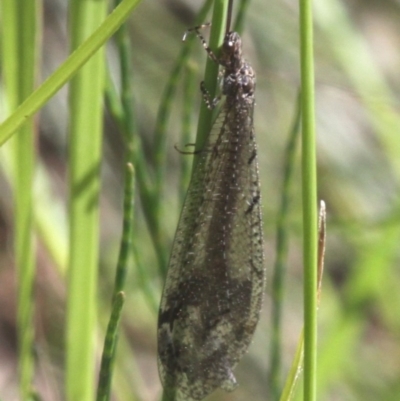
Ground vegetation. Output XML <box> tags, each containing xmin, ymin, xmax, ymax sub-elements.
<box><xmin>0</xmin><ymin>0</ymin><xmax>399</xmax><ymax>401</ymax></box>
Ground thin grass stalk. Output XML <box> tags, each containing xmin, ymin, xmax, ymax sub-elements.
<box><xmin>2</xmin><ymin>0</ymin><xmax>129</xmax><ymax>289</ymax></box>
<box><xmin>66</xmin><ymin>1</ymin><xmax>107</xmax><ymax>400</ymax></box>
<box><xmin>279</xmin><ymin>202</ymin><xmax>326</xmax><ymax>401</ymax></box>
<box><xmin>95</xmin><ymin>164</ymin><xmax>134</xmax><ymax>401</ymax></box>
<box><xmin>13</xmin><ymin>0</ymin><xmax>40</xmax><ymax>397</ymax></box>
<box><xmin>104</xmin><ymin>0</ymin><xmax>219</xmax><ymax>280</ymax></box>
<box><xmin>104</xmin><ymin>81</ymin><xmax>159</xmax><ymax>312</ymax></box>
<box><xmin>114</xmin><ymin>1</ymin><xmax>168</xmax><ymax>274</ymax></box>
<box><xmin>0</xmin><ymin>0</ymin><xmax>142</xmax><ymax>146</ymax></box>
<box><xmin>105</xmin><ymin>0</ymin><xmax>167</xmax><ymax>309</ymax></box>
<box><xmin>0</xmin><ymin>0</ymin><xmax>41</xmax><ymax>396</ymax></box>
<box><xmin>269</xmin><ymin>93</ymin><xmax>301</xmax><ymax>400</ymax></box>
<box><xmin>112</xmin><ymin>0</ymin><xmax>143</xmax><ymax>293</ymax></box>
<box><xmin>113</xmin><ymin>163</ymin><xmax>135</xmax><ymax>296</ymax></box>
<box><xmin>192</xmin><ymin>0</ymin><xmax>229</xmax><ymax>168</ymax></box>
<box><xmin>105</xmin><ymin>74</ymin><xmax>166</xmax><ymax>274</ymax></box>
<box><xmin>103</xmin><ymin>5</ymin><xmax>161</xmax><ymax>312</ymax></box>
<box><xmin>96</xmin><ymin>292</ymin><xmax>125</xmax><ymax>401</ymax></box>
<box><xmin>299</xmin><ymin>0</ymin><xmax>318</xmax><ymax>400</ymax></box>
<box><xmin>0</xmin><ymin>0</ymin><xmax>19</xmax><ymax>117</ymax></box>
<box><xmin>279</xmin><ymin>329</ymin><xmax>304</xmax><ymax>401</ymax></box>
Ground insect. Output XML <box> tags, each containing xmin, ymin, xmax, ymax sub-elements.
<box><xmin>157</xmin><ymin>2</ymin><xmax>265</xmax><ymax>400</ymax></box>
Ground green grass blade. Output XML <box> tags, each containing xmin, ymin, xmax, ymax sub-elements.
<box><xmin>280</xmin><ymin>202</ymin><xmax>326</xmax><ymax>401</ymax></box>
<box><xmin>193</xmin><ymin>0</ymin><xmax>229</xmax><ymax>167</ymax></box>
<box><xmin>114</xmin><ymin>163</ymin><xmax>135</xmax><ymax>296</ymax></box>
<box><xmin>0</xmin><ymin>0</ymin><xmax>142</xmax><ymax>147</ymax></box>
<box><xmin>65</xmin><ymin>1</ymin><xmax>107</xmax><ymax>400</ymax></box>
<box><xmin>14</xmin><ymin>3</ymin><xmax>38</xmax><ymax>396</ymax></box>
<box><xmin>96</xmin><ymin>148</ymin><xmax>134</xmax><ymax>401</ymax></box>
<box><xmin>299</xmin><ymin>0</ymin><xmax>318</xmax><ymax>400</ymax></box>
<box><xmin>1</xmin><ymin>0</ymin><xmax>41</xmax><ymax>397</ymax></box>
<box><xmin>104</xmin><ymin>4</ymin><xmax>169</xmax><ymax>281</ymax></box>
<box><xmin>113</xmin><ymin>7</ymin><xmax>168</xmax><ymax>274</ymax></box>
<box><xmin>96</xmin><ymin>292</ymin><xmax>125</xmax><ymax>401</ymax></box>
<box><xmin>279</xmin><ymin>329</ymin><xmax>304</xmax><ymax>401</ymax></box>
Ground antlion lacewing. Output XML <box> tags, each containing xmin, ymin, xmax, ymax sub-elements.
<box><xmin>158</xmin><ymin>1</ymin><xmax>265</xmax><ymax>399</ymax></box>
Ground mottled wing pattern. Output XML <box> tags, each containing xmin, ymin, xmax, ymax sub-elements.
<box><xmin>158</xmin><ymin>29</ymin><xmax>265</xmax><ymax>401</ymax></box>
<box><xmin>158</xmin><ymin>97</ymin><xmax>264</xmax><ymax>400</ymax></box>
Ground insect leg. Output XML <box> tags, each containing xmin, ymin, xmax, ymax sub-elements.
<box><xmin>200</xmin><ymin>81</ymin><xmax>221</xmax><ymax>110</ymax></box>
<box><xmin>182</xmin><ymin>23</ymin><xmax>218</xmax><ymax>64</ymax></box>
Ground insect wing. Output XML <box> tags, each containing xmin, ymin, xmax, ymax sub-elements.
<box><xmin>158</xmin><ymin>97</ymin><xmax>264</xmax><ymax>400</ymax></box>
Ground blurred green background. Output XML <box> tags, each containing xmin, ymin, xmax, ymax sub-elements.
<box><xmin>1</xmin><ymin>0</ymin><xmax>400</xmax><ymax>400</ymax></box>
